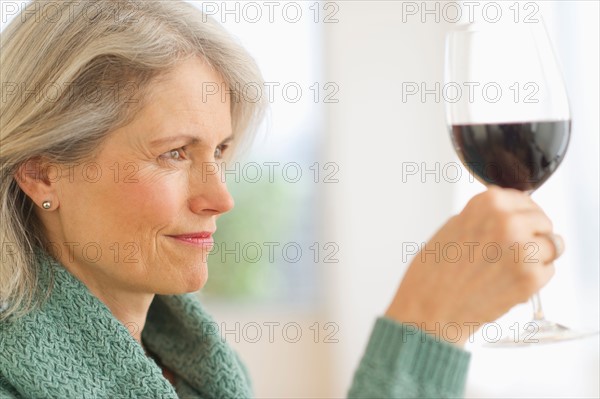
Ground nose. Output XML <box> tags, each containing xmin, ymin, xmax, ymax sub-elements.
<box><xmin>188</xmin><ymin>162</ymin><xmax>235</xmax><ymax>215</ymax></box>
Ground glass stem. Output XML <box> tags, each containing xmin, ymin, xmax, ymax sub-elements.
<box><xmin>531</xmin><ymin>292</ymin><xmax>545</xmax><ymax>321</ymax></box>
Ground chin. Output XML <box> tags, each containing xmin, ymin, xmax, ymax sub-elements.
<box><xmin>153</xmin><ymin>261</ymin><xmax>208</xmax><ymax>294</ymax></box>
<box><xmin>180</xmin><ymin>261</ymin><xmax>209</xmax><ymax>293</ymax></box>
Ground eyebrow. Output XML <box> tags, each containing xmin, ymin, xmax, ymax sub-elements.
<box><xmin>150</xmin><ymin>134</ymin><xmax>234</xmax><ymax>147</ymax></box>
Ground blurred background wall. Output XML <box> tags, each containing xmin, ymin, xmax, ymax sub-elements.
<box><xmin>1</xmin><ymin>1</ymin><xmax>598</xmax><ymax>397</ymax></box>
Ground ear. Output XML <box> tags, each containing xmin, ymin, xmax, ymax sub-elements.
<box><xmin>14</xmin><ymin>158</ymin><xmax>60</xmax><ymax>211</ymax></box>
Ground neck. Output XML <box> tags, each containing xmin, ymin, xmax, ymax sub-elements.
<box><xmin>54</xmin><ymin>256</ymin><xmax>154</xmax><ymax>345</ymax></box>
<box><xmin>94</xmin><ymin>289</ymin><xmax>154</xmax><ymax>344</ymax></box>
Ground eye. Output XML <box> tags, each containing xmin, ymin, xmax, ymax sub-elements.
<box><xmin>159</xmin><ymin>147</ymin><xmax>187</xmax><ymax>161</ymax></box>
<box><xmin>215</xmin><ymin>144</ymin><xmax>229</xmax><ymax>160</ymax></box>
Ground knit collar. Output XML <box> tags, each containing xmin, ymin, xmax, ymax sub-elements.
<box><xmin>0</xmin><ymin>250</ymin><xmax>252</xmax><ymax>398</ymax></box>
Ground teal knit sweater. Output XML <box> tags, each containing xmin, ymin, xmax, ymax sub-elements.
<box><xmin>0</xmin><ymin>251</ymin><xmax>470</xmax><ymax>398</ymax></box>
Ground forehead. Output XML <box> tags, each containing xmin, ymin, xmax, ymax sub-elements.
<box><xmin>131</xmin><ymin>57</ymin><xmax>232</xmax><ymax>141</ymax></box>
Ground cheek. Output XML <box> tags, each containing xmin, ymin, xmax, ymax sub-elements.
<box><xmin>118</xmin><ymin>176</ymin><xmax>188</xmax><ymax>226</ymax></box>
<box><xmin>54</xmin><ymin>162</ymin><xmax>204</xmax><ymax>294</ymax></box>
<box><xmin>56</xmin><ymin>166</ymin><xmax>189</xmax><ymax>248</ymax></box>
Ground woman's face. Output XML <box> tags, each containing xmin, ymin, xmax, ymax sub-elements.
<box><xmin>48</xmin><ymin>57</ymin><xmax>234</xmax><ymax>295</ymax></box>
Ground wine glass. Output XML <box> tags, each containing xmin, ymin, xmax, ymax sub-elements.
<box><xmin>444</xmin><ymin>19</ymin><xmax>593</xmax><ymax>345</ymax></box>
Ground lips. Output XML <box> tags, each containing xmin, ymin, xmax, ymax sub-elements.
<box><xmin>168</xmin><ymin>232</ymin><xmax>215</xmax><ymax>247</ymax></box>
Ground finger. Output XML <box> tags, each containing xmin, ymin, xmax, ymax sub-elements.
<box><xmin>498</xmin><ymin>210</ymin><xmax>553</xmax><ymax>247</ymax></box>
<box><xmin>536</xmin><ymin>261</ymin><xmax>556</xmax><ymax>291</ymax></box>
<box><xmin>533</xmin><ymin>233</ymin><xmax>565</xmax><ymax>265</ymax></box>
<box><xmin>544</xmin><ymin>233</ymin><xmax>565</xmax><ymax>260</ymax></box>
<box><xmin>520</xmin><ymin>194</ymin><xmax>550</xmax><ymax>216</ymax></box>
<box><xmin>517</xmin><ymin>209</ymin><xmax>554</xmax><ymax>235</ymax></box>
<box><xmin>483</xmin><ymin>185</ymin><xmax>539</xmax><ymax>212</ymax></box>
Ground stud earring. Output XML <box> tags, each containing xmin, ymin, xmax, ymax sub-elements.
<box><xmin>42</xmin><ymin>201</ymin><xmax>51</xmax><ymax>210</ymax></box>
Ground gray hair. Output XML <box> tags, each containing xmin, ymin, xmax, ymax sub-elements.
<box><xmin>0</xmin><ymin>0</ymin><xmax>267</xmax><ymax>320</ymax></box>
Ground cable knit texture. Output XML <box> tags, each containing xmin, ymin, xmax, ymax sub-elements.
<box><xmin>0</xmin><ymin>251</ymin><xmax>251</xmax><ymax>398</ymax></box>
<box><xmin>348</xmin><ymin>318</ymin><xmax>471</xmax><ymax>398</ymax></box>
<box><xmin>0</xmin><ymin>251</ymin><xmax>471</xmax><ymax>398</ymax></box>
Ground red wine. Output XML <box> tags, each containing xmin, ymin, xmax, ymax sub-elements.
<box><xmin>451</xmin><ymin>121</ymin><xmax>571</xmax><ymax>192</ymax></box>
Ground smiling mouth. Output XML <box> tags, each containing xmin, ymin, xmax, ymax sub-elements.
<box><xmin>167</xmin><ymin>232</ymin><xmax>214</xmax><ymax>248</ymax></box>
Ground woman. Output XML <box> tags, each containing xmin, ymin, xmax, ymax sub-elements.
<box><xmin>0</xmin><ymin>1</ymin><xmax>562</xmax><ymax>398</ymax></box>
